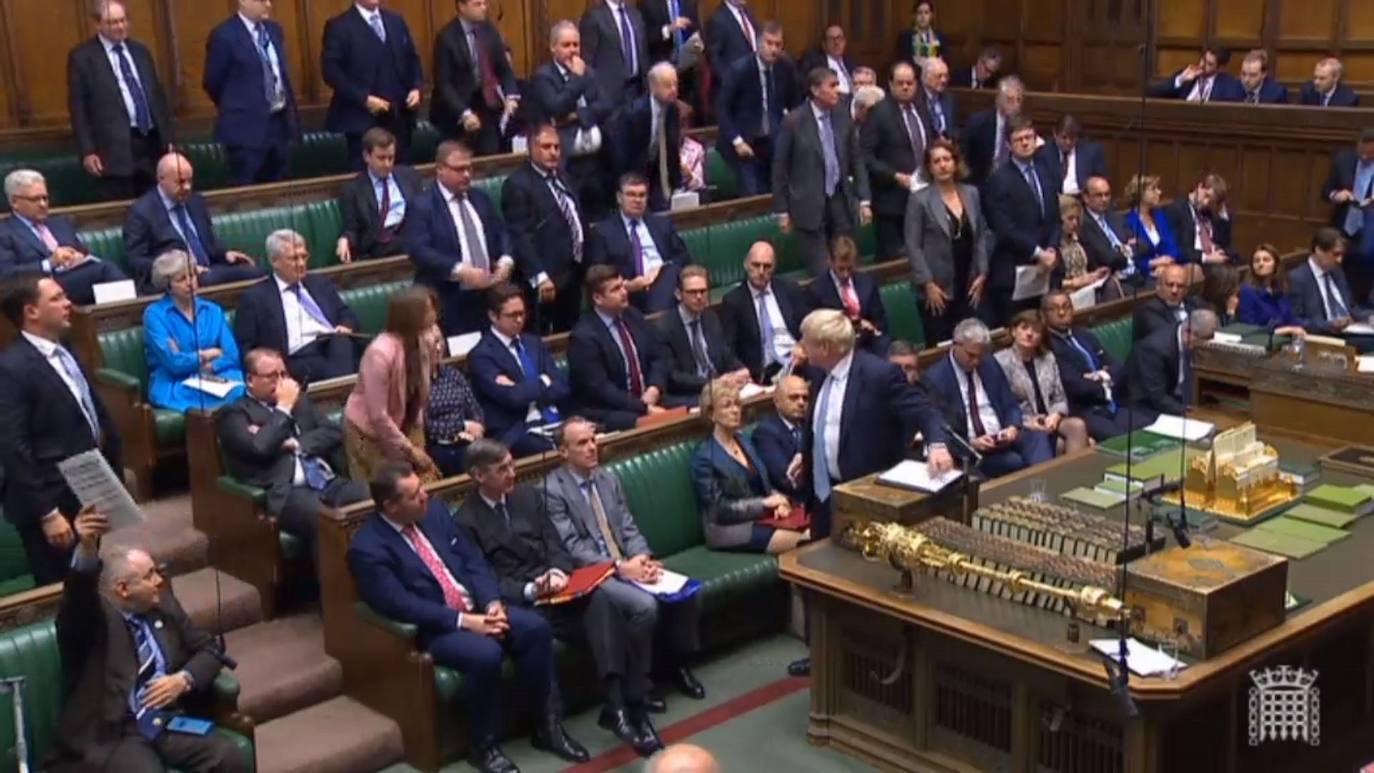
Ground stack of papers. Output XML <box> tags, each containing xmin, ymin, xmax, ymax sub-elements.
<box><xmin>1305</xmin><ymin>484</ymin><xmax>1373</xmax><ymax>516</ymax></box>
<box><xmin>633</xmin><ymin>569</ymin><xmax>696</xmax><ymax>600</ymax></box>
<box><xmin>1090</xmin><ymin>637</ymin><xmax>1187</xmax><ymax>677</ymax></box>
<box><xmin>1358</xmin><ymin>355</ymin><xmax>1374</xmax><ymax>374</ymax></box>
<box><xmin>181</xmin><ymin>376</ymin><xmax>242</xmax><ymax>399</ymax></box>
<box><xmin>1143</xmin><ymin>414</ymin><xmax>1215</xmax><ymax>442</ymax></box>
<box><xmin>876</xmin><ymin>460</ymin><xmax>964</xmax><ymax>493</ymax></box>
<box><xmin>1342</xmin><ymin>322</ymin><xmax>1374</xmax><ymax>335</ymax></box>
<box><xmin>1060</xmin><ymin>487</ymin><xmax>1125</xmax><ymax>509</ymax></box>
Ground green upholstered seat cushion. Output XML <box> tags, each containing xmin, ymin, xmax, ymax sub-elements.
<box><xmin>603</xmin><ymin>441</ymin><xmax>703</xmax><ymax>557</ymax></box>
<box><xmin>341</xmin><ymin>280</ymin><xmax>411</xmax><ymax>335</ymax></box>
<box><xmin>704</xmin><ymin>147</ymin><xmax>737</xmax><ymax>201</ymax></box>
<box><xmin>98</xmin><ymin>325</ymin><xmax>149</xmax><ymax>386</ymax></box>
<box><xmin>154</xmin><ymin>409</ymin><xmax>187</xmax><ymax>445</ymax></box>
<box><xmin>1090</xmin><ymin>317</ymin><xmax>1135</xmax><ymax>364</ymax></box>
<box><xmin>881</xmin><ymin>281</ymin><xmax>924</xmax><ymax>347</ymax></box>
<box><xmin>660</xmin><ymin>546</ymin><xmax>780</xmax><ymax>620</ymax></box>
<box><xmin>0</xmin><ymin>518</ymin><xmax>33</xmax><ymax>588</ymax></box>
<box><xmin>81</xmin><ymin>226</ymin><xmax>128</xmax><ymax>274</ymax></box>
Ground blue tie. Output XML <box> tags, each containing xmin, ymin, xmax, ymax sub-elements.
<box><xmin>514</xmin><ymin>338</ymin><xmax>560</xmax><ymax>424</ymax></box>
<box><xmin>1324</xmin><ymin>273</ymin><xmax>1350</xmax><ymax>319</ymax></box>
<box><xmin>291</xmin><ymin>285</ymin><xmax>332</xmax><ymax>328</ymax></box>
<box><xmin>127</xmin><ymin>616</ymin><xmax>169</xmax><ymax>741</ymax></box>
<box><xmin>302</xmin><ymin>456</ymin><xmax>330</xmax><ymax>491</ymax></box>
<box><xmin>255</xmin><ymin>23</ymin><xmax>282</xmax><ymax>108</ymax></box>
<box><xmin>668</xmin><ymin>0</ymin><xmax>684</xmax><ymax>51</ymax></box>
<box><xmin>818</xmin><ymin>113</ymin><xmax>840</xmax><ymax>196</ymax></box>
<box><xmin>616</xmin><ymin>5</ymin><xmax>638</xmax><ymax>77</ymax></box>
<box><xmin>1067</xmin><ymin>334</ymin><xmax>1117</xmax><ymax>414</ymax></box>
<box><xmin>754</xmin><ymin>290</ymin><xmax>776</xmax><ymax>365</ymax></box>
<box><xmin>368</xmin><ymin>12</ymin><xmax>386</xmax><ymax>43</ymax></box>
<box><xmin>112</xmin><ymin>44</ymin><xmax>153</xmax><ymax>133</ymax></box>
<box><xmin>55</xmin><ymin>345</ymin><xmax>101</xmax><ymax>439</ymax></box>
<box><xmin>1021</xmin><ymin>163</ymin><xmax>1044</xmax><ymax>218</ymax></box>
<box><xmin>812</xmin><ymin>377</ymin><xmax>835</xmax><ymax>502</ymax></box>
<box><xmin>174</xmin><ymin>205</ymin><xmax>210</xmax><ymax>266</ymax></box>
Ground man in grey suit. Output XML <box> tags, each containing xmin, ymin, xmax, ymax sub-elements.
<box><xmin>543</xmin><ymin>417</ymin><xmax>705</xmax><ymax>701</ymax></box>
<box><xmin>773</xmin><ymin>67</ymin><xmax>872</xmax><ymax>273</ymax></box>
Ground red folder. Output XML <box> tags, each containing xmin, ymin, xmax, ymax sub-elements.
<box><xmin>535</xmin><ymin>562</ymin><xmax>616</xmax><ymax>606</ymax></box>
<box><xmin>635</xmin><ymin>406</ymin><xmax>690</xmax><ymax>429</ymax></box>
<box><xmin>759</xmin><ymin>506</ymin><xmax>810</xmax><ymax>531</ymax></box>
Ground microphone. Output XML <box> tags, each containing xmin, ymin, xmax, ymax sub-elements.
<box><xmin>939</xmin><ymin>421</ymin><xmax>984</xmax><ymax>465</ymax></box>
<box><xmin>1141</xmin><ymin>479</ymin><xmax>1191</xmax><ymax>548</ymax></box>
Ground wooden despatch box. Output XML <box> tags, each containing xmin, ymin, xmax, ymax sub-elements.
<box><xmin>1124</xmin><ymin>539</ymin><xmax>1288</xmax><ymax>659</ymax></box>
<box><xmin>831</xmin><ymin>473</ymin><xmax>963</xmax><ymax>538</ymax></box>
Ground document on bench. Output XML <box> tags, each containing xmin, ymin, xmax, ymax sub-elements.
<box><xmin>58</xmin><ymin>450</ymin><xmax>144</xmax><ymax>530</ymax></box>
<box><xmin>1012</xmin><ymin>264</ymin><xmax>1051</xmax><ymax>301</ymax></box>
<box><xmin>1342</xmin><ymin>322</ymin><xmax>1374</xmax><ymax>336</ymax></box>
<box><xmin>181</xmin><ymin>376</ymin><xmax>243</xmax><ymax>399</ymax></box>
<box><xmin>876</xmin><ymin>459</ymin><xmax>964</xmax><ymax>493</ymax></box>
<box><xmin>1144</xmin><ymin>414</ymin><xmax>1215</xmax><ymax>442</ymax></box>
<box><xmin>446</xmin><ymin>332</ymin><xmax>482</xmax><ymax>357</ymax></box>
<box><xmin>92</xmin><ymin>279</ymin><xmax>137</xmax><ymax>305</ymax></box>
<box><xmin>1358</xmin><ymin>355</ymin><xmax>1374</xmax><ymax>374</ymax></box>
<box><xmin>633</xmin><ymin>569</ymin><xmax>692</xmax><ymax>597</ymax></box>
<box><xmin>1090</xmin><ymin>637</ymin><xmax>1187</xmax><ymax>677</ymax></box>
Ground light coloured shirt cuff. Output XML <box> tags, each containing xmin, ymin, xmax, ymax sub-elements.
<box><xmin>42</xmin><ymin>259</ymin><xmax>52</xmax><ymax>273</ymax></box>
<box><xmin>662</xmin><ymin>24</ymin><xmax>672</xmax><ymax>40</ymax></box>
<box><xmin>498</xmin><ymin>255</ymin><xmax>514</xmax><ymax>272</ymax></box>
<box><xmin>455</xmin><ymin>612</ymin><xmax>464</xmax><ymax>630</ymax></box>
<box><xmin>523</xmin><ymin>582</ymin><xmax>536</xmax><ymax>601</ymax></box>
<box><xmin>71</xmin><ymin>543</ymin><xmax>99</xmax><ymax>571</ymax></box>
<box><xmin>461</xmin><ymin>109</ymin><xmax>474</xmax><ymax>121</ymax></box>
<box><xmin>530</xmin><ymin>271</ymin><xmax>550</xmax><ymax>289</ymax></box>
<box><xmin>540</xmin><ymin>374</ymin><xmax>552</xmax><ymax>387</ymax></box>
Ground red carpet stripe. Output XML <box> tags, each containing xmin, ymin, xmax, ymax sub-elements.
<box><xmin>562</xmin><ymin>676</ymin><xmax>811</xmax><ymax>772</ymax></box>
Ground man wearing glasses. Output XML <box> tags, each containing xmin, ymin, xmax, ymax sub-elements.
<box><xmin>587</xmin><ymin>173</ymin><xmax>691</xmax><ymax>313</ymax></box>
<box><xmin>654</xmin><ymin>265</ymin><xmax>750</xmax><ymax>404</ymax></box>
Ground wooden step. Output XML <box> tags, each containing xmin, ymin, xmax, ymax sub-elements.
<box><xmin>225</xmin><ymin>613</ymin><xmax>343</xmax><ymax>724</ymax></box>
<box><xmin>252</xmin><ymin>696</ymin><xmax>404</xmax><ymax>773</ymax></box>
<box><xmin>167</xmin><ymin>567</ymin><xmax>262</xmax><ymax>634</ymax></box>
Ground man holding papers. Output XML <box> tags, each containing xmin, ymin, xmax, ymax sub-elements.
<box><xmin>0</xmin><ymin>275</ymin><xmax>122</xmax><ymax>585</ymax></box>
<box><xmin>543</xmin><ymin>418</ymin><xmax>706</xmax><ymax>703</ymax></box>
<box><xmin>456</xmin><ymin>439</ymin><xmax>663</xmax><ymax>758</ymax></box>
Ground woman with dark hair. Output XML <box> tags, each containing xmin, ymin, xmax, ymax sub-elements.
<box><xmin>897</xmin><ymin>1</ymin><xmax>946</xmax><ymax>69</ymax></box>
<box><xmin>343</xmin><ymin>286</ymin><xmax>441</xmax><ymax>481</ymax></box>
<box><xmin>904</xmin><ymin>138</ymin><xmax>991</xmax><ymax>344</ymax></box>
<box><xmin>993</xmin><ymin>310</ymin><xmax>1090</xmax><ymax>453</ymax></box>
<box><xmin>1124</xmin><ymin>174</ymin><xmax>1182</xmax><ymax>277</ymax></box>
<box><xmin>1201</xmin><ymin>264</ymin><xmax>1241</xmax><ymax>326</ymax></box>
<box><xmin>424</xmin><ymin>320</ymin><xmax>487</xmax><ymax>477</ymax></box>
<box><xmin>1238</xmin><ymin>243</ymin><xmax>1307</xmax><ymax>338</ymax></box>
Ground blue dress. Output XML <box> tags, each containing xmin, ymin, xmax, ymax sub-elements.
<box><xmin>1238</xmin><ymin>284</ymin><xmax>1299</xmax><ymax>327</ymax></box>
<box><xmin>1126</xmin><ymin>207</ymin><xmax>1183</xmax><ymax>276</ymax></box>
<box><xmin>143</xmin><ymin>295</ymin><xmax>246</xmax><ymax>412</ymax></box>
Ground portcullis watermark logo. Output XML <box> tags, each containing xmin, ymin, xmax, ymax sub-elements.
<box><xmin>1248</xmin><ymin>666</ymin><xmax>1319</xmax><ymax>746</ymax></box>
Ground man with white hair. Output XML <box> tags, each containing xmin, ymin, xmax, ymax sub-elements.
<box><xmin>0</xmin><ymin>169</ymin><xmax>130</xmax><ymax>305</ymax></box>
<box><xmin>1301</xmin><ymin>57</ymin><xmax>1359</xmax><ymax>108</ymax></box>
<box><xmin>612</xmin><ymin>62</ymin><xmax>683</xmax><ymax>211</ymax></box>
<box><xmin>47</xmin><ymin>507</ymin><xmax>250</xmax><ymax>771</ymax></box>
<box><xmin>233</xmin><ymin>229</ymin><xmax>360</xmax><ymax>382</ymax></box>
<box><xmin>921</xmin><ymin>317</ymin><xmax>1054</xmax><ymax>477</ymax></box>
<box><xmin>919</xmin><ymin>57</ymin><xmax>956</xmax><ymax>138</ymax></box>
<box><xmin>1128</xmin><ymin>308</ymin><xmax>1218</xmax><ymax>419</ymax></box>
<box><xmin>960</xmin><ymin>75</ymin><xmax>1024</xmax><ymax>184</ymax></box>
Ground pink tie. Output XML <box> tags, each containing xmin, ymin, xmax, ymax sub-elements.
<box><xmin>401</xmin><ymin>524</ymin><xmax>471</xmax><ymax>612</ymax></box>
<box><xmin>841</xmin><ymin>280</ymin><xmax>860</xmax><ymax>319</ymax></box>
<box><xmin>35</xmin><ymin>223</ymin><xmax>58</xmax><ymax>253</ymax></box>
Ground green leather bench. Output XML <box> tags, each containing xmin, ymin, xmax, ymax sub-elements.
<box><xmin>0</xmin><ymin>518</ymin><xmax>35</xmax><ymax>598</ymax></box>
<box><xmin>704</xmin><ymin>147</ymin><xmax>737</xmax><ymax>201</ymax></box>
<box><xmin>880</xmin><ymin>280</ymin><xmax>925</xmax><ymax>347</ymax></box>
<box><xmin>0</xmin><ymin>617</ymin><xmax>254</xmax><ymax>772</ymax></box>
<box><xmin>1088</xmin><ymin>317</ymin><xmax>1134</xmax><ymax>364</ymax></box>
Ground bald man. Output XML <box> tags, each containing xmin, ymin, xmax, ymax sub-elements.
<box><xmin>124</xmin><ymin>153</ymin><xmax>266</xmax><ymax>291</ymax></box>
<box><xmin>646</xmin><ymin>744</ymin><xmax>720</xmax><ymax>773</ymax></box>
<box><xmin>751</xmin><ymin>373</ymin><xmax>810</xmax><ymax>500</ymax></box>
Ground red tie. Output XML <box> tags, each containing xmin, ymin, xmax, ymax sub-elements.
<box><xmin>377</xmin><ymin>177</ymin><xmax>394</xmax><ymax>244</ymax></box>
<box><xmin>965</xmin><ymin>371</ymin><xmax>988</xmax><ymax>438</ymax></box>
<box><xmin>840</xmin><ymin>280</ymin><xmax>860</xmax><ymax>319</ymax></box>
<box><xmin>401</xmin><ymin>524</ymin><xmax>470</xmax><ymax>612</ymax></box>
<box><xmin>614</xmin><ymin>318</ymin><xmax>645</xmax><ymax>397</ymax></box>
<box><xmin>1198</xmin><ymin>217</ymin><xmax>1215</xmax><ymax>255</ymax></box>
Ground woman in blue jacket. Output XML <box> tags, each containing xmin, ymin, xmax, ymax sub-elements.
<box><xmin>143</xmin><ymin>250</ymin><xmax>245</xmax><ymax>412</ymax></box>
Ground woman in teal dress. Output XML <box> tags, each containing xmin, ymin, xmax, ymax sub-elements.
<box><xmin>142</xmin><ymin>250</ymin><xmax>246</xmax><ymax>412</ymax></box>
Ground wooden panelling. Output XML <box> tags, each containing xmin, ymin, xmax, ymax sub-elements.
<box><xmin>1157</xmin><ymin>0</ymin><xmax>1208</xmax><ymax>40</ymax></box>
<box><xmin>1213</xmin><ymin>0</ymin><xmax>1263</xmax><ymax>42</ymax></box>
<box><xmin>1276</xmin><ymin>0</ymin><xmax>1336</xmax><ymax>42</ymax></box>
<box><xmin>8</xmin><ymin>0</ymin><xmax>88</xmax><ymax>125</ymax></box>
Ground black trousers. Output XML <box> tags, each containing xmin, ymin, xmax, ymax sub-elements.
<box><xmin>287</xmin><ymin>336</ymin><xmax>359</xmax><ymax>383</ymax></box>
<box><xmin>225</xmin><ymin>112</ymin><xmax>293</xmax><ymax>186</ymax></box>
<box><xmin>273</xmin><ymin>477</ymin><xmax>369</xmax><ymax>558</ymax></box>
<box><xmin>795</xmin><ymin>193</ymin><xmax>855</xmax><ymax>275</ymax></box>
<box><xmin>874</xmin><ymin>211</ymin><xmax>907</xmax><ymax>263</ymax></box>
<box><xmin>97</xmin><ymin>129</ymin><xmax>162</xmax><ymax>202</ymax></box>
<box><xmin>543</xmin><ymin>583</ymin><xmax>656</xmax><ymax>707</ymax></box>
<box><xmin>79</xmin><ymin>726</ymin><xmax>252</xmax><ymax>773</ymax></box>
<box><xmin>529</xmin><ymin>273</ymin><xmax>583</xmax><ymax>335</ymax></box>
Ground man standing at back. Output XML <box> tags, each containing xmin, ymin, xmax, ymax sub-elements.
<box><xmin>321</xmin><ymin>0</ymin><xmax>424</xmax><ymax>165</ymax></box>
<box><xmin>861</xmin><ymin>62</ymin><xmax>930</xmax><ymax>262</ymax></box>
<box><xmin>204</xmin><ymin>0</ymin><xmax>301</xmax><ymax>185</ymax></box>
<box><xmin>714</xmin><ymin>23</ymin><xmax>800</xmax><ymax>196</ymax></box>
<box><xmin>431</xmin><ymin>0</ymin><xmax>522</xmax><ymax>156</ymax></box>
<box><xmin>67</xmin><ymin>0</ymin><xmax>173</xmax><ymax>200</ymax></box>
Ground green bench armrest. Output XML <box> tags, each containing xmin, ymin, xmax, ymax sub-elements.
<box><xmin>355</xmin><ymin>601</ymin><xmax>418</xmax><ymax>641</ymax></box>
<box><xmin>213</xmin><ymin>669</ymin><xmax>241</xmax><ymax>702</ymax></box>
<box><xmin>96</xmin><ymin>367</ymin><xmax>141</xmax><ymax>391</ymax></box>
<box><xmin>217</xmin><ymin>476</ymin><xmax>268</xmax><ymax>504</ymax></box>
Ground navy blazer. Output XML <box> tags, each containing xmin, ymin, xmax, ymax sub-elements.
<box><xmin>922</xmin><ymin>354</ymin><xmax>1022</xmax><ymax>441</ymax></box>
<box><xmin>653</xmin><ymin>306</ymin><xmax>743</xmax><ymax>397</ymax></box>
<box><xmin>1321</xmin><ymin>147</ymin><xmax>1370</xmax><ymax>235</ymax></box>
<box><xmin>808</xmin><ymin>270</ymin><xmax>888</xmax><ymax>332</ymax></box>
<box><xmin>468</xmin><ymin>330</ymin><xmax>569</xmax><ymax>448</ymax></box>
<box><xmin>203</xmin><ymin>16</ymin><xmax>301</xmax><ymax>149</ymax></box>
<box><xmin>1220</xmin><ymin>78</ymin><xmax>1289</xmax><ymax>104</ymax></box>
<box><xmin>321</xmin><ymin>6</ymin><xmax>424</xmax><ymax>134</ymax></box>
<box><xmin>579</xmin><ymin>1</ymin><xmax>650</xmax><ymax>102</ymax></box>
<box><xmin>751</xmin><ymin>411</ymin><xmax>805</xmax><ymax>499</ymax></box>
<box><xmin>233</xmin><ymin>274</ymin><xmax>359</xmax><ymax>361</ymax></box>
<box><xmin>715</xmin><ymin>55</ymin><xmax>801</xmax><ymax>153</ymax></box>
<box><xmin>719</xmin><ymin>278</ymin><xmax>810</xmax><ymax>382</ymax></box>
<box><xmin>918</xmin><ymin>87</ymin><xmax>957</xmax><ymax>139</ymax></box>
<box><xmin>0</xmin><ymin>215</ymin><xmax>88</xmax><ymax>279</ymax></box>
<box><xmin>1128</xmin><ymin>325</ymin><xmax>1184</xmax><ymax>418</ymax></box>
<box><xmin>1288</xmin><ymin>260</ymin><xmax>1370</xmax><ymax>334</ymax></box>
<box><xmin>641</xmin><ymin>0</ymin><xmax>701</xmax><ymax>63</ymax></box>
<box><xmin>587</xmin><ymin>212</ymin><xmax>689</xmax><ymax>282</ymax></box>
<box><xmin>1048</xmin><ymin>327</ymin><xmax>1126</xmax><ymax>412</ymax></box>
<box><xmin>1079</xmin><ymin>208</ymin><xmax>1145</xmax><ymax>273</ymax></box>
<box><xmin>567</xmin><ymin>308</ymin><xmax>670</xmax><ymax>425</ymax></box>
<box><xmin>347</xmin><ymin>498</ymin><xmax>501</xmax><ymax>644</ymax></box>
<box><xmin>338</xmin><ymin>165</ymin><xmax>425</xmax><ymax>260</ymax></box>
<box><xmin>430</xmin><ymin>17</ymin><xmax>519</xmax><ymax>132</ymax></box>
<box><xmin>611</xmin><ymin>94</ymin><xmax>682</xmax><ymax>195</ymax></box>
<box><xmin>1035</xmin><ymin>140</ymin><xmax>1108</xmax><ymax>195</ymax></box>
<box><xmin>1162</xmin><ymin>198</ymin><xmax>1233</xmax><ymax>265</ymax></box>
<box><xmin>528</xmin><ymin>62</ymin><xmax>613</xmax><ymax>156</ymax></box>
<box><xmin>406</xmin><ymin>185</ymin><xmax>511</xmax><ymax>335</ymax></box>
<box><xmin>123</xmin><ymin>190</ymin><xmax>228</xmax><ymax>285</ymax></box>
<box><xmin>860</xmin><ymin>96</ymin><xmax>935</xmax><ymax>217</ymax></box>
<box><xmin>704</xmin><ymin>2</ymin><xmax>760</xmax><ymax>78</ymax></box>
<box><xmin>1132</xmin><ymin>295</ymin><xmax>1200</xmax><ymax>342</ymax></box>
<box><xmin>960</xmin><ymin>108</ymin><xmax>1003</xmax><ymax>185</ymax></box>
<box><xmin>983</xmin><ymin>157</ymin><xmax>1062</xmax><ymax>292</ymax></box>
<box><xmin>1300</xmin><ymin>82</ymin><xmax>1360</xmax><ymax>108</ymax></box>
<box><xmin>501</xmin><ymin>164</ymin><xmax>585</xmax><ymax>290</ymax></box>
<box><xmin>1148</xmin><ymin>70</ymin><xmax>1243</xmax><ymax>101</ymax></box>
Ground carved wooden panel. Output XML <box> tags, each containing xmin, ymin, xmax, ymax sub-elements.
<box><xmin>1276</xmin><ymin>0</ymin><xmax>1336</xmax><ymax>42</ymax></box>
<box><xmin>8</xmin><ymin>0</ymin><xmax>91</xmax><ymax>125</ymax></box>
<box><xmin>1213</xmin><ymin>0</ymin><xmax>1263</xmax><ymax>43</ymax></box>
<box><xmin>1156</xmin><ymin>0</ymin><xmax>1208</xmax><ymax>40</ymax></box>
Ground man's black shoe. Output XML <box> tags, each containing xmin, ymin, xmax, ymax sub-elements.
<box><xmin>787</xmin><ymin>657</ymin><xmax>811</xmax><ymax>677</ymax></box>
<box><xmin>531</xmin><ymin>720</ymin><xmax>589</xmax><ymax>763</ymax></box>
<box><xmin>468</xmin><ymin>744</ymin><xmax>519</xmax><ymax>773</ymax></box>
<box><xmin>669</xmin><ymin>666</ymin><xmax>706</xmax><ymax>699</ymax></box>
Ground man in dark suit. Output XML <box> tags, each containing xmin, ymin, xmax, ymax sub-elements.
<box><xmin>580</xmin><ymin>0</ymin><xmax>650</xmax><ymax>103</ymax></box>
<box><xmin>1322</xmin><ymin>129</ymin><xmax>1374</xmax><ymax>304</ymax></box>
<box><xmin>949</xmin><ymin>45</ymin><xmax>1002</xmax><ymax>90</ymax></box>
<box><xmin>799</xmin><ymin>25</ymin><xmax>858</xmax><ymax>98</ymax></box>
<box><xmin>641</xmin><ymin>0</ymin><xmax>699</xmax><ymax>66</ymax></box>
<box><xmin>861</xmin><ymin>61</ymin><xmax>931</xmax><ymax>261</ymax></box>
<box><xmin>217</xmin><ymin>348</ymin><xmax>367</xmax><ymax>553</ymax></box>
<box><xmin>1228</xmin><ymin>49</ymin><xmax>1289</xmax><ymax>104</ymax></box>
<box><xmin>502</xmin><ymin>125</ymin><xmax>588</xmax><ymax>333</ymax></box>
<box><xmin>809</xmin><ymin>234</ymin><xmax>889</xmax><ymax>355</ymax></box>
<box><xmin>1148</xmin><ymin>45</ymin><xmax>1242</xmax><ymax>102</ymax></box>
<box><xmin>1301</xmin><ymin>58</ymin><xmax>1360</xmax><ymax>108</ymax></box>
<box><xmin>457</xmin><ymin>439</ymin><xmax>660</xmax><ymax>757</ymax></box>
<box><xmin>468</xmin><ymin>284</ymin><xmax>569</xmax><ymax>458</ymax></box>
<box><xmin>568</xmin><ymin>265</ymin><xmax>675</xmax><ymax>430</ymax></box>
<box><xmin>1042</xmin><ymin>291</ymin><xmax>1143</xmax><ymax>440</ymax></box>
<box><xmin>1128</xmin><ymin>309</ymin><xmax>1218</xmax><ymax>418</ymax></box>
<box><xmin>918</xmin><ymin>57</ymin><xmax>957</xmax><ymax>139</ymax></box>
<box><xmin>234</xmin><ymin>231</ymin><xmax>360</xmax><ymax>382</ymax></box>
<box><xmin>66</xmin><ymin>0</ymin><xmax>173</xmax><ymax>201</ymax></box>
<box><xmin>887</xmin><ymin>339</ymin><xmax>922</xmax><ymax>384</ymax></box>
<box><xmin>588</xmin><ymin>174</ymin><xmax>690</xmax><ymax>313</ymax></box>
<box><xmin>1163</xmin><ymin>174</ymin><xmax>1234</xmax><ymax>267</ymax></box>
<box><xmin>922</xmin><ymin>318</ymin><xmax>1053</xmax><ymax>478</ymax></box>
<box><xmin>123</xmin><ymin>153</ymin><xmax>265</xmax><ymax>291</ymax></box>
<box><xmin>336</xmin><ymin>128</ymin><xmax>424</xmax><ymax>263</ymax></box>
<box><xmin>774</xmin><ymin>67</ymin><xmax>872</xmax><ymax>274</ymax></box>
<box><xmin>543</xmin><ymin>418</ymin><xmax>705</xmax><ymax>699</ymax></box>
<box><xmin>961</xmin><ymin>76</ymin><xmax>1024</xmax><ymax>186</ymax></box>
<box><xmin>714</xmin><ymin>22</ymin><xmax>800</xmax><ymax>197</ymax></box>
<box><xmin>48</xmin><ymin>512</ymin><xmax>249</xmax><ymax>773</ymax></box>
<box><xmin>751</xmin><ymin>373</ymin><xmax>810</xmax><ymax>500</ymax></box>
<box><xmin>983</xmin><ymin>116</ymin><xmax>1061</xmax><ymax>325</ymax></box>
<box><xmin>348</xmin><ymin>463</ymin><xmax>585</xmax><ymax>773</ymax></box>
<box><xmin>1079</xmin><ymin>176</ymin><xmax>1145</xmax><ymax>281</ymax></box>
<box><xmin>408</xmin><ymin>141</ymin><xmax>514</xmax><ymax>336</ymax></box>
<box><xmin>720</xmin><ymin>241</ymin><xmax>810</xmax><ymax>381</ymax></box>
<box><xmin>1288</xmin><ymin>227</ymin><xmax>1374</xmax><ymax>343</ymax></box>
<box><xmin>0</xmin><ymin>169</ymin><xmax>130</xmax><ymax>305</ymax></box>
<box><xmin>203</xmin><ymin>0</ymin><xmax>301</xmax><ymax>185</ymax></box>
<box><xmin>654</xmin><ymin>266</ymin><xmax>749</xmax><ymax>404</ymax></box>
<box><xmin>321</xmin><ymin>0</ymin><xmax>424</xmax><ymax>166</ymax></box>
<box><xmin>530</xmin><ymin>21</ymin><xmax>615</xmax><ymax>220</ymax></box>
<box><xmin>1035</xmin><ymin>115</ymin><xmax>1108</xmax><ymax>197</ymax></box>
<box><xmin>0</xmin><ymin>276</ymin><xmax>122</xmax><ymax>586</ymax></box>
<box><xmin>704</xmin><ymin>0</ymin><xmax>759</xmax><ymax>85</ymax></box>
<box><xmin>431</xmin><ymin>0</ymin><xmax>522</xmax><ymax>155</ymax></box>
<box><xmin>612</xmin><ymin>63</ymin><xmax>684</xmax><ymax>211</ymax></box>
<box><xmin>1133</xmin><ymin>264</ymin><xmax>1199</xmax><ymax>342</ymax></box>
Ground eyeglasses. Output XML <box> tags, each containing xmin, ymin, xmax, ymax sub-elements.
<box><xmin>12</xmin><ymin>194</ymin><xmax>47</xmax><ymax>203</ymax></box>
<box><xmin>680</xmin><ymin>288</ymin><xmax>708</xmax><ymax>296</ymax></box>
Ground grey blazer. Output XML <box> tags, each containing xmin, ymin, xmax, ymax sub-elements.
<box><xmin>542</xmin><ymin>465</ymin><xmax>652</xmax><ymax>566</ymax></box>
<box><xmin>904</xmin><ymin>183</ymin><xmax>991</xmax><ymax>295</ymax></box>
<box><xmin>993</xmin><ymin>348</ymin><xmax>1070</xmax><ymax>419</ymax></box>
<box><xmin>771</xmin><ymin>102</ymin><xmax>871</xmax><ymax>226</ymax></box>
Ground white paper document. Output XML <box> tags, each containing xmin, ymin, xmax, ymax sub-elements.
<box><xmin>1069</xmin><ymin>276</ymin><xmax>1106</xmax><ymax>311</ymax></box>
<box><xmin>92</xmin><ymin>279</ymin><xmax>138</xmax><ymax>305</ymax></box>
<box><xmin>876</xmin><ymin>459</ymin><xmax>964</xmax><ymax>493</ymax></box>
<box><xmin>633</xmin><ymin>569</ymin><xmax>691</xmax><ymax>596</ymax></box>
<box><xmin>1210</xmin><ymin>331</ymin><xmax>1243</xmax><ymax>344</ymax></box>
<box><xmin>1012</xmin><ymin>265</ymin><xmax>1051</xmax><ymax>301</ymax></box>
<box><xmin>1342</xmin><ymin>322</ymin><xmax>1374</xmax><ymax>336</ymax></box>
<box><xmin>670</xmin><ymin>191</ymin><xmax>700</xmax><ymax>211</ymax></box>
<box><xmin>181</xmin><ymin>376</ymin><xmax>242</xmax><ymax>399</ymax></box>
<box><xmin>57</xmin><ymin>450</ymin><xmax>144</xmax><ymax>530</ymax></box>
<box><xmin>1144</xmin><ymin>414</ymin><xmax>1215</xmax><ymax>442</ymax></box>
<box><xmin>446</xmin><ymin>333</ymin><xmax>482</xmax><ymax>357</ymax></box>
<box><xmin>1359</xmin><ymin>355</ymin><xmax>1374</xmax><ymax>374</ymax></box>
<box><xmin>738</xmin><ymin>383</ymin><xmax>772</xmax><ymax>401</ymax></box>
<box><xmin>1090</xmin><ymin>637</ymin><xmax>1188</xmax><ymax>677</ymax></box>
